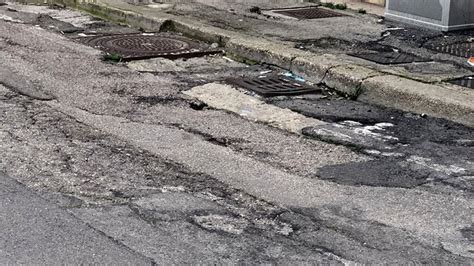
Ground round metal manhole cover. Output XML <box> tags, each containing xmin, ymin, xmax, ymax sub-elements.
<box><xmin>76</xmin><ymin>33</ymin><xmax>219</xmax><ymax>60</ymax></box>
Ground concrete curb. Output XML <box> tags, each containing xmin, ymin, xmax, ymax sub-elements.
<box><xmin>77</xmin><ymin>1</ymin><xmax>474</xmax><ymax>128</ymax></box>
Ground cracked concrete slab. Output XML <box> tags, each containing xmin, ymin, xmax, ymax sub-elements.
<box><xmin>183</xmin><ymin>82</ymin><xmax>326</xmax><ymax>133</ymax></box>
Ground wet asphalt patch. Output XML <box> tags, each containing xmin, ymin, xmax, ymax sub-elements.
<box><xmin>269</xmin><ymin>96</ymin><xmax>474</xmax><ymax>190</ymax></box>
<box><xmin>317</xmin><ymin>159</ymin><xmax>431</xmax><ymax>188</ymax></box>
<box><xmin>267</xmin><ymin>97</ymin><xmax>392</xmax><ymax>124</ymax></box>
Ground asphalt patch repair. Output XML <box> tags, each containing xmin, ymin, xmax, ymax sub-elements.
<box><xmin>316</xmin><ymin>159</ymin><xmax>431</xmax><ymax>188</ymax></box>
<box><xmin>269</xmin><ymin>97</ymin><xmax>473</xmax><ymax>189</ymax></box>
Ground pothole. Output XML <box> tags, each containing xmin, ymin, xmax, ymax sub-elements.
<box><xmin>192</xmin><ymin>214</ymin><xmax>249</xmax><ymax>234</ymax></box>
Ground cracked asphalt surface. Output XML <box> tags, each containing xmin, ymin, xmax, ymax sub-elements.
<box><xmin>0</xmin><ymin>3</ymin><xmax>473</xmax><ymax>264</ymax></box>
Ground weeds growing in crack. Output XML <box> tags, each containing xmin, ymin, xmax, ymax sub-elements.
<box><xmin>321</xmin><ymin>2</ymin><xmax>347</xmax><ymax>10</ymax></box>
<box><xmin>159</xmin><ymin>20</ymin><xmax>177</xmax><ymax>33</ymax></box>
<box><xmin>102</xmin><ymin>52</ymin><xmax>122</xmax><ymax>63</ymax></box>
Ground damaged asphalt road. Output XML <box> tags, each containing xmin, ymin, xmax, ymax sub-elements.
<box><xmin>0</xmin><ymin>3</ymin><xmax>473</xmax><ymax>264</ymax></box>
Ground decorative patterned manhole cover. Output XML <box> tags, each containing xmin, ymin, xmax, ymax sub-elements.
<box><xmin>227</xmin><ymin>75</ymin><xmax>321</xmax><ymax>97</ymax></box>
<box><xmin>425</xmin><ymin>42</ymin><xmax>473</xmax><ymax>58</ymax></box>
<box><xmin>75</xmin><ymin>33</ymin><xmax>221</xmax><ymax>60</ymax></box>
<box><xmin>349</xmin><ymin>52</ymin><xmax>431</xmax><ymax>65</ymax></box>
<box><xmin>448</xmin><ymin>76</ymin><xmax>473</xmax><ymax>89</ymax></box>
<box><xmin>273</xmin><ymin>7</ymin><xmax>345</xmax><ymax>20</ymax></box>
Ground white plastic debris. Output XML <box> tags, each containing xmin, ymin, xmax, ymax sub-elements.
<box><xmin>0</xmin><ymin>14</ymin><xmax>22</xmax><ymax>23</ymax></box>
<box><xmin>222</xmin><ymin>56</ymin><xmax>235</xmax><ymax>62</ymax></box>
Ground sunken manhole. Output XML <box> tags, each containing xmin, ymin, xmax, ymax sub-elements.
<box><xmin>227</xmin><ymin>75</ymin><xmax>321</xmax><ymax>97</ymax></box>
<box><xmin>273</xmin><ymin>7</ymin><xmax>345</xmax><ymax>19</ymax></box>
<box><xmin>448</xmin><ymin>76</ymin><xmax>474</xmax><ymax>89</ymax></box>
<box><xmin>349</xmin><ymin>52</ymin><xmax>431</xmax><ymax>65</ymax></box>
<box><xmin>425</xmin><ymin>42</ymin><xmax>473</xmax><ymax>58</ymax></box>
<box><xmin>75</xmin><ymin>33</ymin><xmax>221</xmax><ymax>60</ymax></box>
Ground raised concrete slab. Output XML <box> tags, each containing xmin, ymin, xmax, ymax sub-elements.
<box><xmin>183</xmin><ymin>83</ymin><xmax>326</xmax><ymax>133</ymax></box>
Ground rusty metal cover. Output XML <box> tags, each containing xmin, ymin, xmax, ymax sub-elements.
<box><xmin>448</xmin><ymin>76</ymin><xmax>473</xmax><ymax>89</ymax></box>
<box><xmin>273</xmin><ymin>7</ymin><xmax>345</xmax><ymax>20</ymax></box>
<box><xmin>227</xmin><ymin>75</ymin><xmax>321</xmax><ymax>97</ymax></box>
<box><xmin>425</xmin><ymin>41</ymin><xmax>473</xmax><ymax>58</ymax></box>
<box><xmin>349</xmin><ymin>52</ymin><xmax>431</xmax><ymax>65</ymax></box>
<box><xmin>75</xmin><ymin>33</ymin><xmax>221</xmax><ymax>60</ymax></box>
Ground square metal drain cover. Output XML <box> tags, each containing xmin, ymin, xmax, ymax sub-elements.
<box><xmin>425</xmin><ymin>42</ymin><xmax>473</xmax><ymax>58</ymax></box>
<box><xmin>74</xmin><ymin>33</ymin><xmax>221</xmax><ymax>60</ymax></box>
<box><xmin>273</xmin><ymin>7</ymin><xmax>345</xmax><ymax>19</ymax></box>
<box><xmin>448</xmin><ymin>76</ymin><xmax>473</xmax><ymax>89</ymax></box>
<box><xmin>349</xmin><ymin>52</ymin><xmax>430</xmax><ymax>65</ymax></box>
<box><xmin>227</xmin><ymin>75</ymin><xmax>321</xmax><ymax>97</ymax></box>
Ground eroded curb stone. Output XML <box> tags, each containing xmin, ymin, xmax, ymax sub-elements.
<box><xmin>360</xmin><ymin>75</ymin><xmax>474</xmax><ymax>127</ymax></box>
<box><xmin>77</xmin><ymin>0</ymin><xmax>474</xmax><ymax>128</ymax></box>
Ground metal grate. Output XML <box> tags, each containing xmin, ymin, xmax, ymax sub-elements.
<box><xmin>227</xmin><ymin>75</ymin><xmax>321</xmax><ymax>97</ymax></box>
<box><xmin>273</xmin><ymin>7</ymin><xmax>345</xmax><ymax>19</ymax></box>
<box><xmin>75</xmin><ymin>33</ymin><xmax>221</xmax><ymax>60</ymax></box>
<box><xmin>425</xmin><ymin>42</ymin><xmax>473</xmax><ymax>58</ymax></box>
<box><xmin>349</xmin><ymin>52</ymin><xmax>431</xmax><ymax>65</ymax></box>
<box><xmin>448</xmin><ymin>76</ymin><xmax>474</xmax><ymax>89</ymax></box>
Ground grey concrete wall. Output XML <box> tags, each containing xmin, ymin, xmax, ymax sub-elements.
<box><xmin>448</xmin><ymin>0</ymin><xmax>474</xmax><ymax>25</ymax></box>
<box><xmin>388</xmin><ymin>0</ymin><xmax>442</xmax><ymax>21</ymax></box>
